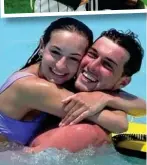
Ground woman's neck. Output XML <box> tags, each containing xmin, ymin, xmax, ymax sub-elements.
<box><xmin>21</xmin><ymin>63</ymin><xmax>41</xmax><ymax>77</ymax></box>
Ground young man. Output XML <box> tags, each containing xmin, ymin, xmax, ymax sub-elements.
<box><xmin>28</xmin><ymin>29</ymin><xmax>145</xmax><ymax>153</ymax></box>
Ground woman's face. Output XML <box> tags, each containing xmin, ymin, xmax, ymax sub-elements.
<box><xmin>40</xmin><ymin>30</ymin><xmax>88</xmax><ymax>84</ymax></box>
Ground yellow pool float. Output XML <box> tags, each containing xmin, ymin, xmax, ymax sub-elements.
<box><xmin>111</xmin><ymin>122</ymin><xmax>146</xmax><ymax>159</ymax></box>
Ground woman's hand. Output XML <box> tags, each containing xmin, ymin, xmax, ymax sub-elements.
<box><xmin>60</xmin><ymin>92</ymin><xmax>112</xmax><ymax>126</ymax></box>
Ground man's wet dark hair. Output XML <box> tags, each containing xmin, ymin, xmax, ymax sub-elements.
<box><xmin>21</xmin><ymin>17</ymin><xmax>93</xmax><ymax>70</ymax></box>
<box><xmin>97</xmin><ymin>29</ymin><xmax>144</xmax><ymax>76</ymax></box>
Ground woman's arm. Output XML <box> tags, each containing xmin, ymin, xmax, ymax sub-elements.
<box><xmin>15</xmin><ymin>77</ymin><xmax>73</xmax><ymax>118</ymax></box>
<box><xmin>60</xmin><ymin>91</ymin><xmax>146</xmax><ymax>126</ymax></box>
<box><xmin>15</xmin><ymin>77</ymin><xmax>144</xmax><ymax>133</ymax></box>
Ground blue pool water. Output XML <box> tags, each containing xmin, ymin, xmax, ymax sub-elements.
<box><xmin>0</xmin><ymin>13</ymin><xmax>146</xmax><ymax>164</ymax></box>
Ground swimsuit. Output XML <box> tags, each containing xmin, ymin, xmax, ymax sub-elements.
<box><xmin>0</xmin><ymin>72</ymin><xmax>47</xmax><ymax>145</ymax></box>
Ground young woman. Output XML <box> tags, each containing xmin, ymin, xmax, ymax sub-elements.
<box><xmin>0</xmin><ymin>17</ymin><xmax>93</xmax><ymax>145</ymax></box>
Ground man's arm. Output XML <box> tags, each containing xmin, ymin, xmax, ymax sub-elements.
<box><xmin>88</xmin><ymin>109</ymin><xmax>128</xmax><ymax>133</ymax></box>
<box><xmin>107</xmin><ymin>90</ymin><xmax>146</xmax><ymax>116</ymax></box>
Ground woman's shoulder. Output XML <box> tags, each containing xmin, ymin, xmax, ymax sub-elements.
<box><xmin>13</xmin><ymin>73</ymin><xmax>49</xmax><ymax>91</ymax></box>
<box><xmin>14</xmin><ymin>72</ymin><xmax>60</xmax><ymax>100</ymax></box>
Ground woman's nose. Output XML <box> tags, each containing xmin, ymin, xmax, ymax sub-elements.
<box><xmin>56</xmin><ymin>57</ymin><xmax>68</xmax><ymax>71</ymax></box>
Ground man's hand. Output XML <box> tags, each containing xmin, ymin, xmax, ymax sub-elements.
<box><xmin>60</xmin><ymin>92</ymin><xmax>112</xmax><ymax>126</ymax></box>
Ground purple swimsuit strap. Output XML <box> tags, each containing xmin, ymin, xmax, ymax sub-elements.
<box><xmin>0</xmin><ymin>71</ymin><xmax>47</xmax><ymax>122</ymax></box>
<box><xmin>0</xmin><ymin>72</ymin><xmax>47</xmax><ymax>145</ymax></box>
<box><xmin>0</xmin><ymin>72</ymin><xmax>35</xmax><ymax>94</ymax></box>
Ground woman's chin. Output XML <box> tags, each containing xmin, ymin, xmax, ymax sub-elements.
<box><xmin>49</xmin><ymin>78</ymin><xmax>66</xmax><ymax>85</ymax></box>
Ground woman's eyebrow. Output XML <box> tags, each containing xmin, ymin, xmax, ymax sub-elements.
<box><xmin>51</xmin><ymin>46</ymin><xmax>61</xmax><ymax>51</ymax></box>
<box><xmin>51</xmin><ymin>46</ymin><xmax>82</xmax><ymax>57</ymax></box>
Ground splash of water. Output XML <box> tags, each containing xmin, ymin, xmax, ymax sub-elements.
<box><xmin>0</xmin><ymin>142</ymin><xmax>145</xmax><ymax>165</ymax></box>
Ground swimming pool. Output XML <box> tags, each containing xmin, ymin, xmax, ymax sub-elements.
<box><xmin>0</xmin><ymin>13</ymin><xmax>146</xmax><ymax>164</ymax></box>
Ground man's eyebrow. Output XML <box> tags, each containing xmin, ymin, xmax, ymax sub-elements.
<box><xmin>89</xmin><ymin>47</ymin><xmax>98</xmax><ymax>54</ymax></box>
<box><xmin>90</xmin><ymin>47</ymin><xmax>118</xmax><ymax>66</ymax></box>
<box><xmin>105</xmin><ymin>57</ymin><xmax>118</xmax><ymax>66</ymax></box>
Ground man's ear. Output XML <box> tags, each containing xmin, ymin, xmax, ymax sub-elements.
<box><xmin>119</xmin><ymin>76</ymin><xmax>131</xmax><ymax>89</ymax></box>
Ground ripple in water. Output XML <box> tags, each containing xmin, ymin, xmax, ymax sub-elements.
<box><xmin>0</xmin><ymin>142</ymin><xmax>145</xmax><ymax>165</ymax></box>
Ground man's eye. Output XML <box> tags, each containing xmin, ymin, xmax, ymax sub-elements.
<box><xmin>103</xmin><ymin>61</ymin><xmax>113</xmax><ymax>71</ymax></box>
<box><xmin>87</xmin><ymin>52</ymin><xmax>97</xmax><ymax>59</ymax></box>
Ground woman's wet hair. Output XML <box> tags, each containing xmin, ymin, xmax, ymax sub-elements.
<box><xmin>97</xmin><ymin>29</ymin><xmax>144</xmax><ymax>76</ymax></box>
<box><xmin>20</xmin><ymin>17</ymin><xmax>93</xmax><ymax>70</ymax></box>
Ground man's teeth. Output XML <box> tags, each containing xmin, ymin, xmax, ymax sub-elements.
<box><xmin>52</xmin><ymin>69</ymin><xmax>65</xmax><ymax>76</ymax></box>
<box><xmin>83</xmin><ymin>72</ymin><xmax>97</xmax><ymax>82</ymax></box>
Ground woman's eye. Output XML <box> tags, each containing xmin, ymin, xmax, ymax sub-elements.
<box><xmin>70</xmin><ymin>57</ymin><xmax>80</xmax><ymax>62</ymax></box>
<box><xmin>51</xmin><ymin>50</ymin><xmax>61</xmax><ymax>55</ymax></box>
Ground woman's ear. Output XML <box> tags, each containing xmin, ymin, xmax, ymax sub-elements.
<box><xmin>39</xmin><ymin>37</ymin><xmax>45</xmax><ymax>53</ymax></box>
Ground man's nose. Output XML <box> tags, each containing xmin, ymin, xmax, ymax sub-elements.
<box><xmin>87</xmin><ymin>58</ymin><xmax>101</xmax><ymax>73</ymax></box>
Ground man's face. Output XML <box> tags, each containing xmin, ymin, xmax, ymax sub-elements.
<box><xmin>75</xmin><ymin>36</ymin><xmax>130</xmax><ymax>92</ymax></box>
